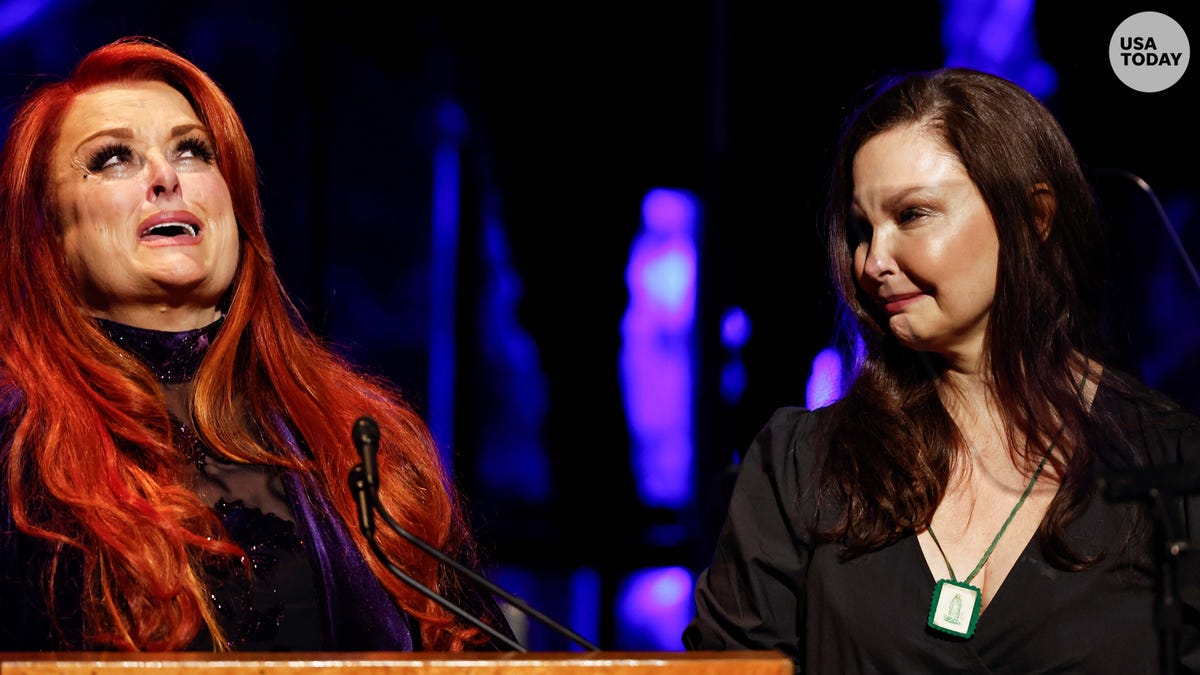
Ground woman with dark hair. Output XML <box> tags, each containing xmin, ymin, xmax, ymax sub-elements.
<box><xmin>684</xmin><ymin>67</ymin><xmax>1200</xmax><ymax>672</ymax></box>
<box><xmin>0</xmin><ymin>36</ymin><xmax>511</xmax><ymax>652</ymax></box>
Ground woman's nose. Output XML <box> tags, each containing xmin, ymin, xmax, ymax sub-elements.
<box><xmin>860</xmin><ymin>231</ymin><xmax>897</xmax><ymax>279</ymax></box>
<box><xmin>146</xmin><ymin>153</ymin><xmax>181</xmax><ymax>201</ymax></box>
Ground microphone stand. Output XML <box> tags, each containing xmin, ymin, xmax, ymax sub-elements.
<box><xmin>348</xmin><ymin>466</ymin><xmax>526</xmax><ymax>652</ymax></box>
<box><xmin>348</xmin><ymin>417</ymin><xmax>600</xmax><ymax>653</ymax></box>
<box><xmin>1091</xmin><ymin>170</ymin><xmax>1200</xmax><ymax>673</ymax></box>
<box><xmin>1100</xmin><ymin>463</ymin><xmax>1200</xmax><ymax>675</ymax></box>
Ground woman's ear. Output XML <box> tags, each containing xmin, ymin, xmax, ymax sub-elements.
<box><xmin>1032</xmin><ymin>183</ymin><xmax>1056</xmax><ymax>241</ymax></box>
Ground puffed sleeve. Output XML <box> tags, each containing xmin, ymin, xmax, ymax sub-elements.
<box><xmin>682</xmin><ymin>406</ymin><xmax>823</xmax><ymax>669</ymax></box>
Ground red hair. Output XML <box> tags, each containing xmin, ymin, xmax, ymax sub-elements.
<box><xmin>0</xmin><ymin>36</ymin><xmax>485</xmax><ymax>651</ymax></box>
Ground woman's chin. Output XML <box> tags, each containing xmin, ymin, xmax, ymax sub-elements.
<box><xmin>888</xmin><ymin>317</ymin><xmax>921</xmax><ymax>346</ymax></box>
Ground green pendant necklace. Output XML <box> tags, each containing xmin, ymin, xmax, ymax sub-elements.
<box><xmin>925</xmin><ymin>432</ymin><xmax>1060</xmax><ymax>639</ymax></box>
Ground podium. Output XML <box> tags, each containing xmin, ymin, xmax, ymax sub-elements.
<box><xmin>0</xmin><ymin>651</ymin><xmax>792</xmax><ymax>674</ymax></box>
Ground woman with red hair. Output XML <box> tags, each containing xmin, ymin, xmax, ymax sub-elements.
<box><xmin>0</xmin><ymin>36</ymin><xmax>511</xmax><ymax>652</ymax></box>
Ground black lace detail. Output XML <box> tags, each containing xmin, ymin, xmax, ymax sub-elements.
<box><xmin>203</xmin><ymin>499</ymin><xmax>307</xmax><ymax>650</ymax></box>
<box><xmin>172</xmin><ymin>416</ymin><xmax>207</xmax><ymax>468</ymax></box>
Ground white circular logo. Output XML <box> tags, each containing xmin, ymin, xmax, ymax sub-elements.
<box><xmin>1110</xmin><ymin>11</ymin><xmax>1190</xmax><ymax>92</ymax></box>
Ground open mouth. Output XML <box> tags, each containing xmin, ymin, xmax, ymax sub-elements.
<box><xmin>141</xmin><ymin>222</ymin><xmax>199</xmax><ymax>238</ymax></box>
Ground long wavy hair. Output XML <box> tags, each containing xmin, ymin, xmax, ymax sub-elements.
<box><xmin>0</xmin><ymin>36</ymin><xmax>488</xmax><ymax>651</ymax></box>
<box><xmin>818</xmin><ymin>68</ymin><xmax>1125</xmax><ymax>567</ymax></box>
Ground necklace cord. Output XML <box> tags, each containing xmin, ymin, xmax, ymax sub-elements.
<box><xmin>927</xmin><ymin>440</ymin><xmax>1056</xmax><ymax>584</ymax></box>
<box><xmin>926</xmin><ymin>370</ymin><xmax>1088</xmax><ymax>584</ymax></box>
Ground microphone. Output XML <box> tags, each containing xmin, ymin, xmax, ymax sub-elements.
<box><xmin>349</xmin><ymin>416</ymin><xmax>600</xmax><ymax>653</ymax></box>
<box><xmin>348</xmin><ymin>465</ymin><xmax>375</xmax><ymax>537</ymax></box>
<box><xmin>353</xmin><ymin>416</ymin><xmax>380</xmax><ymax>490</ymax></box>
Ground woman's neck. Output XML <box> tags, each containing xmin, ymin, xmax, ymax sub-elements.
<box><xmin>95</xmin><ymin>315</ymin><xmax>224</xmax><ymax>385</ymax></box>
<box><xmin>87</xmin><ymin>305</ymin><xmax>224</xmax><ymax>332</ymax></box>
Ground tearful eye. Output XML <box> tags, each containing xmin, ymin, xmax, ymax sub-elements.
<box><xmin>86</xmin><ymin>142</ymin><xmax>133</xmax><ymax>173</ymax></box>
<box><xmin>176</xmin><ymin>136</ymin><xmax>215</xmax><ymax>162</ymax></box>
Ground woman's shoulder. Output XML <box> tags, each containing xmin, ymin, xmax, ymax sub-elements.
<box><xmin>759</xmin><ymin>403</ymin><xmax>827</xmax><ymax>429</ymax></box>
<box><xmin>1099</xmin><ymin>366</ymin><xmax>1200</xmax><ymax>423</ymax></box>
<box><xmin>756</xmin><ymin>402</ymin><xmax>838</xmax><ymax>441</ymax></box>
<box><xmin>1096</xmin><ymin>365</ymin><xmax>1200</xmax><ymax>463</ymax></box>
<box><xmin>745</xmin><ymin>402</ymin><xmax>842</xmax><ymax>469</ymax></box>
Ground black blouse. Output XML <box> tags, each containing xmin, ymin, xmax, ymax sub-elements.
<box><xmin>684</xmin><ymin>372</ymin><xmax>1200</xmax><ymax>674</ymax></box>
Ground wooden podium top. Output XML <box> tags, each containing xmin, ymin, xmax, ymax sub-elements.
<box><xmin>0</xmin><ymin>651</ymin><xmax>792</xmax><ymax>675</ymax></box>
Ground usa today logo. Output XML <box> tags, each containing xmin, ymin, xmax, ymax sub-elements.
<box><xmin>1110</xmin><ymin>11</ymin><xmax>1189</xmax><ymax>92</ymax></box>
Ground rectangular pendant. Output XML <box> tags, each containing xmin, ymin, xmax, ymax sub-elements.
<box><xmin>927</xmin><ymin>579</ymin><xmax>982</xmax><ymax>638</ymax></box>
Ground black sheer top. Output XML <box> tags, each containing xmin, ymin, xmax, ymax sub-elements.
<box><xmin>100</xmin><ymin>317</ymin><xmax>326</xmax><ymax>650</ymax></box>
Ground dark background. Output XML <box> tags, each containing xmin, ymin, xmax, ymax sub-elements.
<box><xmin>0</xmin><ymin>0</ymin><xmax>1195</xmax><ymax>650</ymax></box>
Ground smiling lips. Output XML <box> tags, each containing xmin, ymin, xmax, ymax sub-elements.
<box><xmin>881</xmin><ymin>292</ymin><xmax>923</xmax><ymax>314</ymax></box>
<box><xmin>138</xmin><ymin>210</ymin><xmax>203</xmax><ymax>244</ymax></box>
